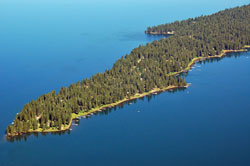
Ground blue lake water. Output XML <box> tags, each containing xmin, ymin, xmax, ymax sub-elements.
<box><xmin>1</xmin><ymin>0</ymin><xmax>250</xmax><ymax>165</ymax></box>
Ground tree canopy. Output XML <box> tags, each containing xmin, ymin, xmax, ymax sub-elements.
<box><xmin>6</xmin><ymin>4</ymin><xmax>250</xmax><ymax>136</ymax></box>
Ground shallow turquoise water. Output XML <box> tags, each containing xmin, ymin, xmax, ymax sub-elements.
<box><xmin>1</xmin><ymin>0</ymin><xmax>250</xmax><ymax>165</ymax></box>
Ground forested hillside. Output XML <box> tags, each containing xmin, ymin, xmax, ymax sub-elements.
<box><xmin>6</xmin><ymin>4</ymin><xmax>250</xmax><ymax>136</ymax></box>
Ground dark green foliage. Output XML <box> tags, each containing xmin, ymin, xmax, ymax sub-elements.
<box><xmin>146</xmin><ymin>5</ymin><xmax>250</xmax><ymax>53</ymax></box>
<box><xmin>6</xmin><ymin>4</ymin><xmax>250</xmax><ymax>136</ymax></box>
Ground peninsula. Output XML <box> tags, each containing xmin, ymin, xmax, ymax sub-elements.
<box><xmin>6</xmin><ymin>4</ymin><xmax>250</xmax><ymax>137</ymax></box>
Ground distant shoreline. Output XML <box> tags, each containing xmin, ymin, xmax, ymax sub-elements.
<box><xmin>145</xmin><ymin>31</ymin><xmax>175</xmax><ymax>35</ymax></box>
<box><xmin>7</xmin><ymin>45</ymin><xmax>249</xmax><ymax>137</ymax></box>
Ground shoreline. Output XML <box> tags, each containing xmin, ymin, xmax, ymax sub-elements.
<box><xmin>7</xmin><ymin>85</ymin><xmax>188</xmax><ymax>137</ymax></box>
<box><xmin>168</xmin><ymin>48</ymin><xmax>249</xmax><ymax>77</ymax></box>
<box><xmin>145</xmin><ymin>31</ymin><xmax>175</xmax><ymax>35</ymax></box>
<box><xmin>6</xmin><ymin>46</ymin><xmax>250</xmax><ymax>137</ymax></box>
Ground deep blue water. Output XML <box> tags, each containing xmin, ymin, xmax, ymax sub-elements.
<box><xmin>1</xmin><ymin>0</ymin><xmax>250</xmax><ymax>165</ymax></box>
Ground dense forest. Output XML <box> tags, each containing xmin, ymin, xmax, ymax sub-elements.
<box><xmin>6</xmin><ymin>4</ymin><xmax>250</xmax><ymax>136</ymax></box>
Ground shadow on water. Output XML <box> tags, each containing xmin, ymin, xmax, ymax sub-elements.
<box><xmin>117</xmin><ymin>31</ymin><xmax>171</xmax><ymax>42</ymax></box>
<box><xmin>6</xmin><ymin>130</ymin><xmax>72</xmax><ymax>143</ymax></box>
<box><xmin>5</xmin><ymin>87</ymin><xmax>186</xmax><ymax>142</ymax></box>
<box><xmin>91</xmin><ymin>87</ymin><xmax>186</xmax><ymax>117</ymax></box>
